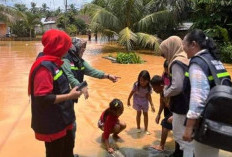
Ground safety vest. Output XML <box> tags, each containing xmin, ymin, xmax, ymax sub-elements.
<box><xmin>31</xmin><ymin>61</ymin><xmax>75</xmax><ymax>134</ymax></box>
<box><xmin>190</xmin><ymin>50</ymin><xmax>231</xmax><ymax>88</ymax></box>
<box><xmin>37</xmin><ymin>52</ymin><xmax>44</xmax><ymax>58</ymax></box>
<box><xmin>64</xmin><ymin>51</ymin><xmax>85</xmax><ymax>83</ymax></box>
<box><xmin>37</xmin><ymin>51</ymin><xmax>85</xmax><ymax>83</ymax></box>
<box><xmin>169</xmin><ymin>60</ymin><xmax>190</xmax><ymax>114</ymax></box>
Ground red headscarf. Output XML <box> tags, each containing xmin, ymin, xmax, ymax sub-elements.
<box><xmin>28</xmin><ymin>29</ymin><xmax>71</xmax><ymax>95</ymax></box>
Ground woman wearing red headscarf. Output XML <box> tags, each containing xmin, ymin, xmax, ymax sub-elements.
<box><xmin>28</xmin><ymin>29</ymin><xmax>82</xmax><ymax>157</ymax></box>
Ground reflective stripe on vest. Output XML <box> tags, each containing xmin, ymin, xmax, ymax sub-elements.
<box><xmin>170</xmin><ymin>72</ymin><xmax>189</xmax><ymax>77</ymax></box>
<box><xmin>71</xmin><ymin>66</ymin><xmax>85</xmax><ymax>70</ymax></box>
<box><xmin>208</xmin><ymin>72</ymin><xmax>230</xmax><ymax>81</ymax></box>
<box><xmin>54</xmin><ymin>70</ymin><xmax>63</xmax><ymax>80</ymax></box>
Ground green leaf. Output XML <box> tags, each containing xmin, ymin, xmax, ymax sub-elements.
<box><xmin>118</xmin><ymin>27</ymin><xmax>137</xmax><ymax>51</ymax></box>
<box><xmin>136</xmin><ymin>32</ymin><xmax>160</xmax><ymax>51</ymax></box>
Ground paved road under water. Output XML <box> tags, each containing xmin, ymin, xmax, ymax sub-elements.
<box><xmin>0</xmin><ymin>40</ymin><xmax>231</xmax><ymax>157</ymax></box>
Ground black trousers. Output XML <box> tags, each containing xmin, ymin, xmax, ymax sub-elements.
<box><xmin>45</xmin><ymin>130</ymin><xmax>74</xmax><ymax>157</ymax></box>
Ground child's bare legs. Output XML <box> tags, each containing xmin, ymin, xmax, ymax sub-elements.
<box><xmin>112</xmin><ymin>122</ymin><xmax>126</xmax><ymax>139</ymax></box>
<box><xmin>143</xmin><ymin>112</ymin><xmax>148</xmax><ymax>131</ymax></box>
<box><xmin>160</xmin><ymin>127</ymin><xmax>169</xmax><ymax>149</ymax></box>
<box><xmin>136</xmin><ymin>111</ymin><xmax>142</xmax><ymax>129</ymax></box>
<box><xmin>113</xmin><ymin>122</ymin><xmax>126</xmax><ymax>139</ymax></box>
<box><xmin>151</xmin><ymin>127</ymin><xmax>170</xmax><ymax>151</ymax></box>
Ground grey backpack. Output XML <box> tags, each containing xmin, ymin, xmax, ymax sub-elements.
<box><xmin>194</xmin><ymin>56</ymin><xmax>232</xmax><ymax>152</ymax></box>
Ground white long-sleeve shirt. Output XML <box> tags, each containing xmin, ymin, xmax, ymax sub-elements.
<box><xmin>164</xmin><ymin>63</ymin><xmax>185</xmax><ymax>97</ymax></box>
<box><xmin>187</xmin><ymin>63</ymin><xmax>210</xmax><ymax>119</ymax></box>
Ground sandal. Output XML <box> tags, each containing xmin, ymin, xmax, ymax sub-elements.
<box><xmin>145</xmin><ymin>131</ymin><xmax>151</xmax><ymax>135</ymax></box>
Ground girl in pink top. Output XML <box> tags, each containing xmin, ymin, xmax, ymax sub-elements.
<box><xmin>127</xmin><ymin>70</ymin><xmax>155</xmax><ymax>135</ymax></box>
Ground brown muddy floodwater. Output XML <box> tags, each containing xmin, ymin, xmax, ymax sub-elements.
<box><xmin>0</xmin><ymin>40</ymin><xmax>232</xmax><ymax>157</ymax></box>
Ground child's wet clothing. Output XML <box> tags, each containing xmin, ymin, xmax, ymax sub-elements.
<box><xmin>98</xmin><ymin>110</ymin><xmax>119</xmax><ymax>140</ymax></box>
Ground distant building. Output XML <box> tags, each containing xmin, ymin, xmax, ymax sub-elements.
<box><xmin>178</xmin><ymin>22</ymin><xmax>193</xmax><ymax>31</ymax></box>
<box><xmin>35</xmin><ymin>17</ymin><xmax>58</xmax><ymax>34</ymax></box>
<box><xmin>0</xmin><ymin>21</ymin><xmax>10</xmax><ymax>37</ymax></box>
<box><xmin>176</xmin><ymin>22</ymin><xmax>193</xmax><ymax>38</ymax></box>
<box><xmin>77</xmin><ymin>15</ymin><xmax>90</xmax><ymax>25</ymax></box>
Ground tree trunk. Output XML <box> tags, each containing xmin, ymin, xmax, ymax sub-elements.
<box><xmin>30</xmin><ymin>29</ymin><xmax>32</xmax><ymax>39</ymax></box>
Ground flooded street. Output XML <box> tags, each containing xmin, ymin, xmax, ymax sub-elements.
<box><xmin>0</xmin><ymin>40</ymin><xmax>232</xmax><ymax>157</ymax></box>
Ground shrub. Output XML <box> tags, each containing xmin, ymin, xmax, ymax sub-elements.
<box><xmin>116</xmin><ymin>52</ymin><xmax>143</xmax><ymax>64</ymax></box>
<box><xmin>65</xmin><ymin>24</ymin><xmax>77</xmax><ymax>35</ymax></box>
<box><xmin>220</xmin><ymin>43</ymin><xmax>232</xmax><ymax>63</ymax></box>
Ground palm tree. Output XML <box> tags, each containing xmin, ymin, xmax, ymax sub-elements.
<box><xmin>0</xmin><ymin>4</ymin><xmax>25</xmax><ymax>24</ymax></box>
<box><xmin>24</xmin><ymin>12</ymin><xmax>41</xmax><ymax>39</ymax></box>
<box><xmin>41</xmin><ymin>3</ymin><xmax>49</xmax><ymax>12</ymax></box>
<box><xmin>41</xmin><ymin>3</ymin><xmax>50</xmax><ymax>15</ymax></box>
<box><xmin>14</xmin><ymin>3</ymin><xmax>28</xmax><ymax>12</ymax></box>
<box><xmin>83</xmin><ymin>0</ymin><xmax>191</xmax><ymax>51</ymax></box>
<box><xmin>69</xmin><ymin>4</ymin><xmax>77</xmax><ymax>14</ymax></box>
<box><xmin>30</xmin><ymin>2</ymin><xmax>38</xmax><ymax>14</ymax></box>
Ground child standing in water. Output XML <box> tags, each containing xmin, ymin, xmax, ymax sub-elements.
<box><xmin>98</xmin><ymin>99</ymin><xmax>126</xmax><ymax>154</ymax></box>
<box><xmin>150</xmin><ymin>74</ymin><xmax>172</xmax><ymax>151</ymax></box>
<box><xmin>128</xmin><ymin>70</ymin><xmax>155</xmax><ymax>135</ymax></box>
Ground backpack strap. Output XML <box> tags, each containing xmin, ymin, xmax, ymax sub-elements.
<box><xmin>196</xmin><ymin>55</ymin><xmax>221</xmax><ymax>85</ymax></box>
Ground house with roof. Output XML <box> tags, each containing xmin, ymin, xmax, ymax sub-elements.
<box><xmin>35</xmin><ymin>17</ymin><xmax>58</xmax><ymax>34</ymax></box>
<box><xmin>0</xmin><ymin>21</ymin><xmax>10</xmax><ymax>37</ymax></box>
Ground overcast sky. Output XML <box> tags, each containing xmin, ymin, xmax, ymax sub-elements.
<box><xmin>0</xmin><ymin>0</ymin><xmax>92</xmax><ymax>10</ymax></box>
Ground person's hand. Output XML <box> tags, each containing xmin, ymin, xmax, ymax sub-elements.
<box><xmin>183</xmin><ymin>127</ymin><xmax>193</xmax><ymax>142</ymax></box>
<box><xmin>151</xmin><ymin>105</ymin><xmax>155</xmax><ymax>112</ymax></box>
<box><xmin>167</xmin><ymin>116</ymin><xmax>173</xmax><ymax>123</ymax></box>
<box><xmin>155</xmin><ymin>115</ymin><xmax>160</xmax><ymax>124</ymax></box>
<box><xmin>81</xmin><ymin>86</ymin><xmax>89</xmax><ymax>99</ymax></box>
<box><xmin>107</xmin><ymin>147</ymin><xmax>114</xmax><ymax>154</ymax></box>
<box><xmin>127</xmin><ymin>101</ymin><xmax>131</xmax><ymax>107</ymax></box>
<box><xmin>164</xmin><ymin>85</ymin><xmax>168</xmax><ymax>90</ymax></box>
<box><xmin>108</xmin><ymin>74</ymin><xmax>121</xmax><ymax>83</ymax></box>
<box><xmin>165</xmin><ymin>103</ymin><xmax>170</xmax><ymax>109</ymax></box>
<box><xmin>68</xmin><ymin>87</ymin><xmax>82</xmax><ymax>99</ymax></box>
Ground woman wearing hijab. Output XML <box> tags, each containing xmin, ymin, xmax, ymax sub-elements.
<box><xmin>28</xmin><ymin>29</ymin><xmax>82</xmax><ymax>157</ymax></box>
<box><xmin>62</xmin><ymin>38</ymin><xmax>120</xmax><ymax>93</ymax></box>
<box><xmin>160</xmin><ymin>36</ymin><xmax>194</xmax><ymax>157</ymax></box>
<box><xmin>61</xmin><ymin>37</ymin><xmax>120</xmax><ymax>141</ymax></box>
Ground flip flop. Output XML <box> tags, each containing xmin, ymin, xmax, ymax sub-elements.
<box><xmin>136</xmin><ymin>129</ymin><xmax>141</xmax><ymax>133</ymax></box>
<box><xmin>145</xmin><ymin>131</ymin><xmax>151</xmax><ymax>135</ymax></box>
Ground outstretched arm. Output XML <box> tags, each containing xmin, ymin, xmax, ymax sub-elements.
<box><xmin>83</xmin><ymin>61</ymin><xmax>120</xmax><ymax>82</ymax></box>
<box><xmin>147</xmin><ymin>93</ymin><xmax>155</xmax><ymax>112</ymax></box>
<box><xmin>156</xmin><ymin>97</ymin><xmax>164</xmax><ymax>124</ymax></box>
<box><xmin>127</xmin><ymin>90</ymin><xmax>135</xmax><ymax>107</ymax></box>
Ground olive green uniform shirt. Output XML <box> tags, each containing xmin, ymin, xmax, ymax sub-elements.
<box><xmin>62</xmin><ymin>58</ymin><xmax>105</xmax><ymax>88</ymax></box>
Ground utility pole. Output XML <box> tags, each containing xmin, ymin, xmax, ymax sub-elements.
<box><xmin>65</xmin><ymin>0</ymin><xmax>67</xmax><ymax>12</ymax></box>
<box><xmin>64</xmin><ymin>0</ymin><xmax>67</xmax><ymax>30</ymax></box>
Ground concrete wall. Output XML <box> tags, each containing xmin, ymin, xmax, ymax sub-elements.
<box><xmin>35</xmin><ymin>23</ymin><xmax>58</xmax><ymax>34</ymax></box>
<box><xmin>0</xmin><ymin>24</ymin><xmax>7</xmax><ymax>37</ymax></box>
